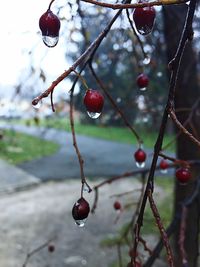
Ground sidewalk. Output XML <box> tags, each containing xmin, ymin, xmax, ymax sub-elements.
<box><xmin>0</xmin><ymin>159</ymin><xmax>40</xmax><ymax>194</ymax></box>
<box><xmin>1</xmin><ymin>124</ymin><xmax>148</xmax><ymax>181</ymax></box>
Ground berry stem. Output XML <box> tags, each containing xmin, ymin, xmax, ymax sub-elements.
<box><xmin>72</xmin><ymin>69</ymin><xmax>89</xmax><ymax>90</ymax></box>
<box><xmin>48</xmin><ymin>0</ymin><xmax>56</xmax><ymax>10</ymax></box>
<box><xmin>69</xmin><ymin>82</ymin><xmax>92</xmax><ymax>197</ymax></box>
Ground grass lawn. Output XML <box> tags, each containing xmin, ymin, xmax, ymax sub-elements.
<box><xmin>0</xmin><ymin>129</ymin><xmax>59</xmax><ymax>164</ymax></box>
<box><xmin>23</xmin><ymin>117</ymin><xmax>175</xmax><ymax>150</ymax></box>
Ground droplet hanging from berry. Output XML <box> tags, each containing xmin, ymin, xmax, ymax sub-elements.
<box><xmin>72</xmin><ymin>197</ymin><xmax>90</xmax><ymax>227</ymax></box>
<box><xmin>134</xmin><ymin>148</ymin><xmax>146</xmax><ymax>168</ymax></box>
<box><xmin>133</xmin><ymin>5</ymin><xmax>156</xmax><ymax>35</ymax></box>
<box><xmin>32</xmin><ymin>98</ymin><xmax>42</xmax><ymax>109</ymax></box>
<box><xmin>83</xmin><ymin>89</ymin><xmax>104</xmax><ymax>119</ymax></box>
<box><xmin>39</xmin><ymin>9</ymin><xmax>61</xmax><ymax>47</ymax></box>
<box><xmin>137</xmin><ymin>73</ymin><xmax>149</xmax><ymax>91</ymax></box>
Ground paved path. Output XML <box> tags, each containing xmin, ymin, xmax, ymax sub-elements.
<box><xmin>0</xmin><ymin>179</ymin><xmax>168</xmax><ymax>267</ymax></box>
<box><xmin>1</xmin><ymin>124</ymin><xmax>154</xmax><ymax>181</ymax></box>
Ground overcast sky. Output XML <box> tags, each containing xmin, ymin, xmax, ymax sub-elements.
<box><xmin>0</xmin><ymin>0</ymin><xmax>71</xmax><ymax>100</ymax></box>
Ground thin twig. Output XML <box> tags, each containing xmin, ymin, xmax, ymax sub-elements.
<box><xmin>22</xmin><ymin>238</ymin><xmax>55</xmax><ymax>267</ymax></box>
<box><xmin>80</xmin><ymin>0</ymin><xmax>188</xmax><ymax>10</ymax></box>
<box><xmin>148</xmin><ymin>190</ymin><xmax>174</xmax><ymax>267</ymax></box>
<box><xmin>69</xmin><ymin>89</ymin><xmax>92</xmax><ymax>195</ymax></box>
<box><xmin>169</xmin><ymin>109</ymin><xmax>200</xmax><ymax>148</ymax></box>
<box><xmin>133</xmin><ymin>0</ymin><xmax>197</xmax><ymax>259</ymax></box>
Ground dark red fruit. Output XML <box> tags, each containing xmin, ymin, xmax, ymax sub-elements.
<box><xmin>134</xmin><ymin>148</ymin><xmax>146</xmax><ymax>163</ymax></box>
<box><xmin>133</xmin><ymin>5</ymin><xmax>156</xmax><ymax>35</ymax></box>
<box><xmin>113</xmin><ymin>201</ymin><xmax>121</xmax><ymax>210</ymax></box>
<box><xmin>48</xmin><ymin>243</ymin><xmax>55</xmax><ymax>253</ymax></box>
<box><xmin>83</xmin><ymin>89</ymin><xmax>104</xmax><ymax>113</ymax></box>
<box><xmin>175</xmin><ymin>167</ymin><xmax>191</xmax><ymax>184</ymax></box>
<box><xmin>72</xmin><ymin>197</ymin><xmax>90</xmax><ymax>220</ymax></box>
<box><xmin>39</xmin><ymin>9</ymin><xmax>60</xmax><ymax>47</ymax></box>
<box><xmin>159</xmin><ymin>159</ymin><xmax>169</xmax><ymax>170</ymax></box>
<box><xmin>137</xmin><ymin>73</ymin><xmax>149</xmax><ymax>89</ymax></box>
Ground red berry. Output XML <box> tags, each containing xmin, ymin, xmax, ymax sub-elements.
<box><xmin>175</xmin><ymin>168</ymin><xmax>191</xmax><ymax>184</ymax></box>
<box><xmin>160</xmin><ymin>159</ymin><xmax>169</xmax><ymax>170</ymax></box>
<box><xmin>48</xmin><ymin>243</ymin><xmax>55</xmax><ymax>253</ymax></box>
<box><xmin>72</xmin><ymin>197</ymin><xmax>90</xmax><ymax>221</ymax></box>
<box><xmin>83</xmin><ymin>89</ymin><xmax>104</xmax><ymax>118</ymax></box>
<box><xmin>39</xmin><ymin>9</ymin><xmax>61</xmax><ymax>47</ymax></box>
<box><xmin>137</xmin><ymin>73</ymin><xmax>149</xmax><ymax>90</ymax></box>
<box><xmin>113</xmin><ymin>201</ymin><xmax>121</xmax><ymax>210</ymax></box>
<box><xmin>134</xmin><ymin>149</ymin><xmax>146</xmax><ymax>163</ymax></box>
<box><xmin>133</xmin><ymin>6</ymin><xmax>156</xmax><ymax>35</ymax></box>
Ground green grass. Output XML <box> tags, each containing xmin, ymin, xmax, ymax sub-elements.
<box><xmin>22</xmin><ymin>117</ymin><xmax>175</xmax><ymax>150</ymax></box>
<box><xmin>0</xmin><ymin>129</ymin><xmax>59</xmax><ymax>164</ymax></box>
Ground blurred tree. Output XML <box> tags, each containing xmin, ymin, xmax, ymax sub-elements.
<box><xmin>163</xmin><ymin>4</ymin><xmax>200</xmax><ymax>267</ymax></box>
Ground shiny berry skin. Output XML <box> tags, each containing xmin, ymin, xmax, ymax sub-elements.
<box><xmin>83</xmin><ymin>89</ymin><xmax>104</xmax><ymax>113</ymax></box>
<box><xmin>133</xmin><ymin>6</ymin><xmax>156</xmax><ymax>35</ymax></box>
<box><xmin>39</xmin><ymin>9</ymin><xmax>60</xmax><ymax>47</ymax></box>
<box><xmin>113</xmin><ymin>201</ymin><xmax>121</xmax><ymax>210</ymax></box>
<box><xmin>175</xmin><ymin>168</ymin><xmax>191</xmax><ymax>184</ymax></box>
<box><xmin>160</xmin><ymin>159</ymin><xmax>169</xmax><ymax>170</ymax></box>
<box><xmin>137</xmin><ymin>73</ymin><xmax>149</xmax><ymax>89</ymax></box>
<box><xmin>72</xmin><ymin>197</ymin><xmax>90</xmax><ymax>220</ymax></box>
<box><xmin>134</xmin><ymin>148</ymin><xmax>146</xmax><ymax>163</ymax></box>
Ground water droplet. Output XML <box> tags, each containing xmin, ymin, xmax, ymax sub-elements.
<box><xmin>185</xmin><ymin>1</ymin><xmax>189</xmax><ymax>5</ymax></box>
<box><xmin>75</xmin><ymin>219</ymin><xmax>87</xmax><ymax>227</ymax></box>
<box><xmin>83</xmin><ymin>183</ymin><xmax>91</xmax><ymax>193</ymax></box>
<box><xmin>42</xmin><ymin>36</ymin><xmax>59</xmax><ymax>48</ymax></box>
<box><xmin>137</xmin><ymin>26</ymin><xmax>152</xmax><ymax>36</ymax></box>
<box><xmin>32</xmin><ymin>99</ymin><xmax>42</xmax><ymax>109</ymax></box>
<box><xmin>116</xmin><ymin>97</ymin><xmax>121</xmax><ymax>103</ymax></box>
<box><xmin>143</xmin><ymin>56</ymin><xmax>151</xmax><ymax>65</ymax></box>
<box><xmin>87</xmin><ymin>111</ymin><xmax>101</xmax><ymax>119</ymax></box>
<box><xmin>136</xmin><ymin>161</ymin><xmax>145</xmax><ymax>168</ymax></box>
<box><xmin>139</xmin><ymin>87</ymin><xmax>147</xmax><ymax>91</ymax></box>
<box><xmin>160</xmin><ymin>169</ymin><xmax>168</xmax><ymax>174</ymax></box>
<box><xmin>157</xmin><ymin>72</ymin><xmax>163</xmax><ymax>77</ymax></box>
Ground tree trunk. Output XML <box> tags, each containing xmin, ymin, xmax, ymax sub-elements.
<box><xmin>163</xmin><ymin>5</ymin><xmax>200</xmax><ymax>267</ymax></box>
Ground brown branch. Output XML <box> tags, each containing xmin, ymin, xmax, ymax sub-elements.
<box><xmin>162</xmin><ymin>97</ymin><xmax>200</xmax><ymax>151</ymax></box>
<box><xmin>169</xmin><ymin>109</ymin><xmax>200</xmax><ymax>148</ymax></box>
<box><xmin>158</xmin><ymin>152</ymin><xmax>190</xmax><ymax>168</ymax></box>
<box><xmin>138</xmin><ymin>236</ymin><xmax>153</xmax><ymax>256</ymax></box>
<box><xmin>133</xmin><ymin>0</ymin><xmax>197</xmax><ymax>257</ymax></box>
<box><xmin>69</xmin><ymin>89</ymin><xmax>92</xmax><ymax>195</ymax></box>
<box><xmin>80</xmin><ymin>0</ymin><xmax>188</xmax><ymax>9</ymax></box>
<box><xmin>22</xmin><ymin>238</ymin><xmax>55</xmax><ymax>267</ymax></box>
<box><xmin>50</xmin><ymin>90</ymin><xmax>55</xmax><ymax>112</ymax></box>
<box><xmin>148</xmin><ymin>190</ymin><xmax>174</xmax><ymax>267</ymax></box>
<box><xmin>179</xmin><ymin>206</ymin><xmax>188</xmax><ymax>266</ymax></box>
<box><xmin>144</xmin><ymin>177</ymin><xmax>200</xmax><ymax>267</ymax></box>
<box><xmin>32</xmin><ymin>3</ymin><xmax>125</xmax><ymax>107</ymax></box>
